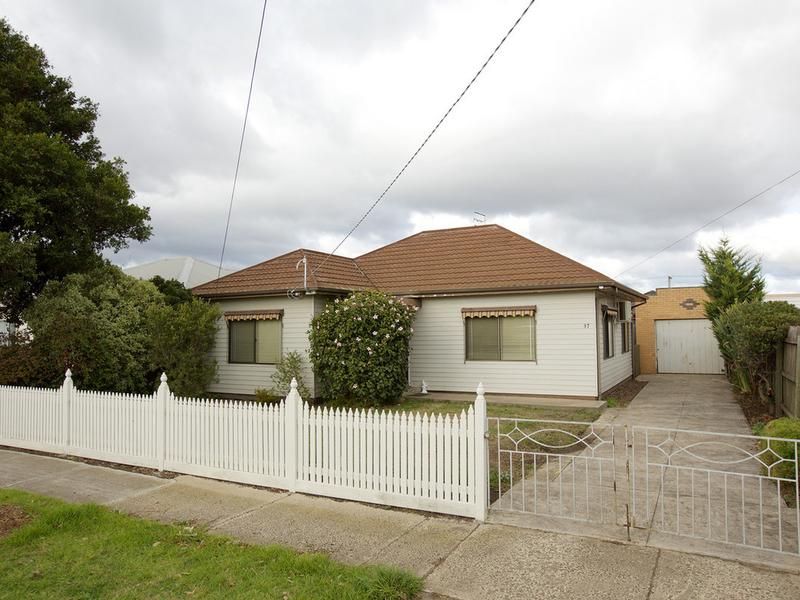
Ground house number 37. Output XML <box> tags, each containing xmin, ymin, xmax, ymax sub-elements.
<box><xmin>584</xmin><ymin>323</ymin><xmax>592</xmax><ymax>328</ymax></box>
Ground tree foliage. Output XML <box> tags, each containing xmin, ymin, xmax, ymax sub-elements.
<box><xmin>149</xmin><ymin>276</ymin><xmax>194</xmax><ymax>306</ymax></box>
<box><xmin>699</xmin><ymin>237</ymin><xmax>765</xmax><ymax>322</ymax></box>
<box><xmin>309</xmin><ymin>291</ymin><xmax>416</xmax><ymax>406</ymax></box>
<box><xmin>0</xmin><ymin>19</ymin><xmax>151</xmax><ymax>322</ymax></box>
<box><xmin>20</xmin><ymin>267</ymin><xmax>162</xmax><ymax>391</ymax></box>
<box><xmin>147</xmin><ymin>298</ymin><xmax>220</xmax><ymax>397</ymax></box>
<box><xmin>0</xmin><ymin>265</ymin><xmax>219</xmax><ymax>396</ymax></box>
<box><xmin>713</xmin><ymin>301</ymin><xmax>800</xmax><ymax>409</ymax></box>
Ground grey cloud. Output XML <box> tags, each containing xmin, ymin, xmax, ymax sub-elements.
<box><xmin>3</xmin><ymin>0</ymin><xmax>799</xmax><ymax>293</ymax></box>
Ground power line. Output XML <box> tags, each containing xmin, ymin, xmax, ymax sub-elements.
<box><xmin>615</xmin><ymin>166</ymin><xmax>800</xmax><ymax>278</ymax></box>
<box><xmin>217</xmin><ymin>0</ymin><xmax>269</xmax><ymax>278</ymax></box>
<box><xmin>313</xmin><ymin>0</ymin><xmax>539</xmax><ymax>276</ymax></box>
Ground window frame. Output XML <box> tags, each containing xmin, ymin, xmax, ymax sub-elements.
<box><xmin>227</xmin><ymin>318</ymin><xmax>283</xmax><ymax>365</ymax></box>
<box><xmin>617</xmin><ymin>301</ymin><xmax>632</xmax><ymax>354</ymax></box>
<box><xmin>464</xmin><ymin>314</ymin><xmax>537</xmax><ymax>362</ymax></box>
<box><xmin>602</xmin><ymin>309</ymin><xmax>616</xmax><ymax>360</ymax></box>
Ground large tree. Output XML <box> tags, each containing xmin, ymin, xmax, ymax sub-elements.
<box><xmin>0</xmin><ymin>19</ymin><xmax>151</xmax><ymax>322</ymax></box>
<box><xmin>699</xmin><ymin>237</ymin><xmax>765</xmax><ymax>322</ymax></box>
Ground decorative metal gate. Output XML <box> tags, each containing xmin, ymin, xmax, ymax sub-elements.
<box><xmin>488</xmin><ymin>418</ymin><xmax>800</xmax><ymax>558</ymax></box>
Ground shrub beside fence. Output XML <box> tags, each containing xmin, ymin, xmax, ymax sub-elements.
<box><xmin>0</xmin><ymin>372</ymin><xmax>487</xmax><ymax>520</ymax></box>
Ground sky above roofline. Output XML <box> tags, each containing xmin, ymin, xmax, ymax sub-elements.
<box><xmin>3</xmin><ymin>0</ymin><xmax>798</xmax><ymax>293</ymax></box>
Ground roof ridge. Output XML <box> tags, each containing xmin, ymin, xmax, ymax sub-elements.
<box><xmin>355</xmin><ymin>223</ymin><xmax>500</xmax><ymax>260</ymax></box>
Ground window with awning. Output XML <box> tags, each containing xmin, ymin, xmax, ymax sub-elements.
<box><xmin>227</xmin><ymin>311</ymin><xmax>283</xmax><ymax>364</ymax></box>
<box><xmin>463</xmin><ymin>307</ymin><xmax>536</xmax><ymax>361</ymax></box>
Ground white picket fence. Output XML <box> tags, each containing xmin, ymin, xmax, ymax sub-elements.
<box><xmin>0</xmin><ymin>371</ymin><xmax>487</xmax><ymax>519</ymax></box>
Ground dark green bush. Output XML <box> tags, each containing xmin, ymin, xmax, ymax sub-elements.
<box><xmin>758</xmin><ymin>418</ymin><xmax>800</xmax><ymax>481</ymax></box>
<box><xmin>1</xmin><ymin>265</ymin><xmax>219</xmax><ymax>395</ymax></box>
<box><xmin>309</xmin><ymin>291</ymin><xmax>416</xmax><ymax>406</ymax></box>
<box><xmin>713</xmin><ymin>301</ymin><xmax>800</xmax><ymax>405</ymax></box>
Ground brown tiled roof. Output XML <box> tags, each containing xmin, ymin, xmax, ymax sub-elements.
<box><xmin>192</xmin><ymin>249</ymin><xmax>371</xmax><ymax>298</ymax></box>
<box><xmin>356</xmin><ymin>225</ymin><xmax>637</xmax><ymax>295</ymax></box>
<box><xmin>193</xmin><ymin>225</ymin><xmax>644</xmax><ymax>299</ymax></box>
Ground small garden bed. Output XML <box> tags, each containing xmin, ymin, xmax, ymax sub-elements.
<box><xmin>0</xmin><ymin>489</ymin><xmax>421</xmax><ymax>599</ymax></box>
<box><xmin>601</xmin><ymin>377</ymin><xmax>647</xmax><ymax>408</ymax></box>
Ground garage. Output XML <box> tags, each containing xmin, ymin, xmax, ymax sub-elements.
<box><xmin>655</xmin><ymin>319</ymin><xmax>725</xmax><ymax>374</ymax></box>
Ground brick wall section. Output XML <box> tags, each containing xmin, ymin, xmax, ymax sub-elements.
<box><xmin>636</xmin><ymin>286</ymin><xmax>709</xmax><ymax>374</ymax></box>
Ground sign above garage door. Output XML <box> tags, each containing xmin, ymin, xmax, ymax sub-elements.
<box><xmin>655</xmin><ymin>319</ymin><xmax>725</xmax><ymax>374</ymax></box>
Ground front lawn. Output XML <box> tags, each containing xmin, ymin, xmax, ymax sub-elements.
<box><xmin>339</xmin><ymin>396</ymin><xmax>604</xmax><ymax>423</ymax></box>
<box><xmin>0</xmin><ymin>489</ymin><xmax>421</xmax><ymax>600</ymax></box>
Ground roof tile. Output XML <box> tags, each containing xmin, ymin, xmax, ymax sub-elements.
<box><xmin>193</xmin><ymin>225</ymin><xmax>642</xmax><ymax>298</ymax></box>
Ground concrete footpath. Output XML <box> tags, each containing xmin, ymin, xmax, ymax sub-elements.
<box><xmin>2</xmin><ymin>448</ymin><xmax>799</xmax><ymax>600</ymax></box>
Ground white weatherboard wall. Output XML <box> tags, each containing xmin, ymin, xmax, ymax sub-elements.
<box><xmin>597</xmin><ymin>293</ymin><xmax>633</xmax><ymax>394</ymax></box>
<box><xmin>409</xmin><ymin>291</ymin><xmax>599</xmax><ymax>397</ymax></box>
<box><xmin>208</xmin><ymin>296</ymin><xmax>316</xmax><ymax>397</ymax></box>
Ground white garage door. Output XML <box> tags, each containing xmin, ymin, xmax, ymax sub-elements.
<box><xmin>655</xmin><ymin>319</ymin><xmax>725</xmax><ymax>374</ymax></box>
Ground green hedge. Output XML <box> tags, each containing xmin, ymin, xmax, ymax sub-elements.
<box><xmin>758</xmin><ymin>417</ymin><xmax>800</xmax><ymax>481</ymax></box>
<box><xmin>713</xmin><ymin>301</ymin><xmax>800</xmax><ymax>404</ymax></box>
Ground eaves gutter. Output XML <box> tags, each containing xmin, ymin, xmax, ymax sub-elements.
<box><xmin>194</xmin><ymin>281</ymin><xmax>647</xmax><ymax>302</ymax></box>
<box><xmin>389</xmin><ymin>282</ymin><xmax>647</xmax><ymax>301</ymax></box>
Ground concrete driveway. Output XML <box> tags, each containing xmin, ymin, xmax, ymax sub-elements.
<box><xmin>490</xmin><ymin>374</ymin><xmax>800</xmax><ymax>570</ymax></box>
<box><xmin>604</xmin><ymin>374</ymin><xmax>754</xmax><ymax>433</ymax></box>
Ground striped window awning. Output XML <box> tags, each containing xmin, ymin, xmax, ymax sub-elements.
<box><xmin>224</xmin><ymin>309</ymin><xmax>284</xmax><ymax>322</ymax></box>
<box><xmin>602</xmin><ymin>305</ymin><xmax>619</xmax><ymax>317</ymax></box>
<box><xmin>461</xmin><ymin>306</ymin><xmax>537</xmax><ymax>319</ymax></box>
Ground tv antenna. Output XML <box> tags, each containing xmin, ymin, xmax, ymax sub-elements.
<box><xmin>473</xmin><ymin>212</ymin><xmax>486</xmax><ymax>225</ymax></box>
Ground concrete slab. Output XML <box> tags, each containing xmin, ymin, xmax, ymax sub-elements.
<box><xmin>648</xmin><ymin>549</ymin><xmax>800</xmax><ymax>599</ymax></box>
<box><xmin>371</xmin><ymin>516</ymin><xmax>478</xmax><ymax>577</ymax></box>
<box><xmin>0</xmin><ymin>449</ymin><xmax>86</xmax><ymax>487</ymax></box>
<box><xmin>12</xmin><ymin>460</ymin><xmax>169</xmax><ymax>505</ymax></box>
<box><xmin>212</xmin><ymin>492</ymin><xmax>426</xmax><ymax>564</ymax></box>
<box><xmin>112</xmin><ymin>476</ymin><xmax>286</xmax><ymax>526</ymax></box>
<box><xmin>425</xmin><ymin>523</ymin><xmax>658</xmax><ymax>600</ymax></box>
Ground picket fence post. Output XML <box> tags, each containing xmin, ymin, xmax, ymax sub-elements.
<box><xmin>156</xmin><ymin>372</ymin><xmax>170</xmax><ymax>471</ymax></box>
<box><xmin>61</xmin><ymin>369</ymin><xmax>74</xmax><ymax>454</ymax></box>
<box><xmin>285</xmin><ymin>378</ymin><xmax>301</xmax><ymax>492</ymax></box>
<box><xmin>473</xmin><ymin>382</ymin><xmax>487</xmax><ymax>522</ymax></box>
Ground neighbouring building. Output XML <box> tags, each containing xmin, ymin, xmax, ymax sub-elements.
<box><xmin>123</xmin><ymin>256</ymin><xmax>234</xmax><ymax>288</ymax></box>
<box><xmin>636</xmin><ymin>287</ymin><xmax>800</xmax><ymax>375</ymax></box>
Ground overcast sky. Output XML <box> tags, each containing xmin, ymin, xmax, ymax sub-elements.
<box><xmin>3</xmin><ymin>0</ymin><xmax>799</xmax><ymax>293</ymax></box>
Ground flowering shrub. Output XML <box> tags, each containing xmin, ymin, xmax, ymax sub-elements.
<box><xmin>309</xmin><ymin>291</ymin><xmax>416</xmax><ymax>405</ymax></box>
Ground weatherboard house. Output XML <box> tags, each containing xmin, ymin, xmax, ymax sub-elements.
<box><xmin>193</xmin><ymin>225</ymin><xmax>645</xmax><ymax>400</ymax></box>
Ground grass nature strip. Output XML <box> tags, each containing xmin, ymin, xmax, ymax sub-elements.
<box><xmin>0</xmin><ymin>489</ymin><xmax>421</xmax><ymax>600</ymax></box>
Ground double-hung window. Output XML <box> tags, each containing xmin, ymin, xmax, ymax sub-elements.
<box><xmin>226</xmin><ymin>310</ymin><xmax>283</xmax><ymax>364</ymax></box>
<box><xmin>463</xmin><ymin>306</ymin><xmax>536</xmax><ymax>361</ymax></box>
